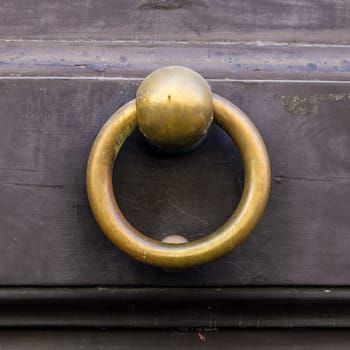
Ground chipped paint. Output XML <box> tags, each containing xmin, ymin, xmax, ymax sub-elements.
<box><xmin>280</xmin><ymin>93</ymin><xmax>350</xmax><ymax>115</ymax></box>
<box><xmin>138</xmin><ymin>0</ymin><xmax>208</xmax><ymax>10</ymax></box>
<box><xmin>327</xmin><ymin>93</ymin><xmax>346</xmax><ymax>101</ymax></box>
<box><xmin>279</xmin><ymin>95</ymin><xmax>318</xmax><ymax>115</ymax></box>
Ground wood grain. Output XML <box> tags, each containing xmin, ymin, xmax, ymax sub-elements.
<box><xmin>2</xmin><ymin>329</ymin><xmax>350</xmax><ymax>349</ymax></box>
<box><xmin>1</xmin><ymin>0</ymin><xmax>350</xmax><ymax>44</ymax></box>
<box><xmin>1</xmin><ymin>40</ymin><xmax>350</xmax><ymax>81</ymax></box>
<box><xmin>0</xmin><ymin>78</ymin><xmax>349</xmax><ymax>285</ymax></box>
<box><xmin>1</xmin><ymin>287</ymin><xmax>350</xmax><ymax>328</ymax></box>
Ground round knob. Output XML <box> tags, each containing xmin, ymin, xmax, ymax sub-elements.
<box><xmin>136</xmin><ymin>66</ymin><xmax>213</xmax><ymax>153</ymax></box>
<box><xmin>86</xmin><ymin>66</ymin><xmax>271</xmax><ymax>269</ymax></box>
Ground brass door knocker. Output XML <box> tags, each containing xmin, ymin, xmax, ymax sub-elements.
<box><xmin>87</xmin><ymin>66</ymin><xmax>271</xmax><ymax>269</ymax></box>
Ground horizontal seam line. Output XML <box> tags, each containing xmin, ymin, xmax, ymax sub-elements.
<box><xmin>0</xmin><ymin>76</ymin><xmax>350</xmax><ymax>83</ymax></box>
<box><xmin>1</xmin><ymin>39</ymin><xmax>350</xmax><ymax>48</ymax></box>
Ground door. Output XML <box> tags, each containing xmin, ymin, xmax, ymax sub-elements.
<box><xmin>1</xmin><ymin>0</ymin><xmax>350</xmax><ymax>347</ymax></box>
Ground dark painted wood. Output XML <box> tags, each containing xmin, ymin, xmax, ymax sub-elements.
<box><xmin>0</xmin><ymin>78</ymin><xmax>349</xmax><ymax>285</ymax></box>
<box><xmin>1</xmin><ymin>330</ymin><xmax>350</xmax><ymax>349</ymax></box>
<box><xmin>0</xmin><ymin>287</ymin><xmax>350</xmax><ymax>328</ymax></box>
<box><xmin>1</xmin><ymin>0</ymin><xmax>350</xmax><ymax>338</ymax></box>
<box><xmin>1</xmin><ymin>0</ymin><xmax>350</xmax><ymax>44</ymax></box>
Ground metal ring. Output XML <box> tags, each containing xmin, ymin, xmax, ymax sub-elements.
<box><xmin>87</xmin><ymin>93</ymin><xmax>271</xmax><ymax>268</ymax></box>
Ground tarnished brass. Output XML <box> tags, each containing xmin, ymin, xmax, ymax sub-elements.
<box><xmin>86</xmin><ymin>67</ymin><xmax>271</xmax><ymax>269</ymax></box>
<box><xmin>136</xmin><ymin>66</ymin><xmax>213</xmax><ymax>152</ymax></box>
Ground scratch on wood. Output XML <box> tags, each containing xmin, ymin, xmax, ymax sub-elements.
<box><xmin>138</xmin><ymin>0</ymin><xmax>208</xmax><ymax>10</ymax></box>
<box><xmin>3</xmin><ymin>182</ymin><xmax>64</xmax><ymax>189</ymax></box>
<box><xmin>168</xmin><ymin>198</ymin><xmax>208</xmax><ymax>226</ymax></box>
<box><xmin>0</xmin><ymin>167</ymin><xmax>37</xmax><ymax>172</ymax></box>
<box><xmin>198</xmin><ymin>331</ymin><xmax>206</xmax><ymax>342</ymax></box>
<box><xmin>273</xmin><ymin>175</ymin><xmax>350</xmax><ymax>184</ymax></box>
<box><xmin>128</xmin><ymin>303</ymin><xmax>136</xmax><ymax>328</ymax></box>
<box><xmin>74</xmin><ymin>63</ymin><xmax>107</xmax><ymax>73</ymax></box>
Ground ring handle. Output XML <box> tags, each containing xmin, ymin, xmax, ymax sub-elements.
<box><xmin>87</xmin><ymin>66</ymin><xmax>271</xmax><ymax>269</ymax></box>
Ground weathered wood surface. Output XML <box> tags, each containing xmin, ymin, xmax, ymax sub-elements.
<box><xmin>1</xmin><ymin>0</ymin><xmax>350</xmax><ymax>44</ymax></box>
<box><xmin>1</xmin><ymin>0</ymin><xmax>350</xmax><ymax>288</ymax></box>
<box><xmin>1</xmin><ymin>329</ymin><xmax>350</xmax><ymax>349</ymax></box>
<box><xmin>1</xmin><ymin>40</ymin><xmax>350</xmax><ymax>81</ymax></box>
<box><xmin>1</xmin><ymin>287</ymin><xmax>350</xmax><ymax>328</ymax></box>
<box><xmin>0</xmin><ymin>77</ymin><xmax>349</xmax><ymax>285</ymax></box>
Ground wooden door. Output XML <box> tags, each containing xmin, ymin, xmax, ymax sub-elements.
<box><xmin>1</xmin><ymin>0</ymin><xmax>350</xmax><ymax>347</ymax></box>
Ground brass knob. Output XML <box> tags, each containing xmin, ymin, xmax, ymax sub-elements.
<box><xmin>137</xmin><ymin>66</ymin><xmax>213</xmax><ymax>153</ymax></box>
<box><xmin>87</xmin><ymin>66</ymin><xmax>271</xmax><ymax>269</ymax></box>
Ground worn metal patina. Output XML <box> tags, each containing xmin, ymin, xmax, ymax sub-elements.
<box><xmin>86</xmin><ymin>66</ymin><xmax>271</xmax><ymax>269</ymax></box>
<box><xmin>136</xmin><ymin>66</ymin><xmax>213</xmax><ymax>153</ymax></box>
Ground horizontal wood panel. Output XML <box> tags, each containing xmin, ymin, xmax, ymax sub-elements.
<box><xmin>0</xmin><ymin>78</ymin><xmax>349</xmax><ymax>285</ymax></box>
<box><xmin>0</xmin><ymin>287</ymin><xmax>350</xmax><ymax>328</ymax></box>
<box><xmin>1</xmin><ymin>40</ymin><xmax>350</xmax><ymax>80</ymax></box>
<box><xmin>1</xmin><ymin>0</ymin><xmax>350</xmax><ymax>44</ymax></box>
<box><xmin>2</xmin><ymin>330</ymin><xmax>350</xmax><ymax>349</ymax></box>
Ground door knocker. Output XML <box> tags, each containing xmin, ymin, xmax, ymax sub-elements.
<box><xmin>87</xmin><ymin>66</ymin><xmax>271</xmax><ymax>269</ymax></box>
